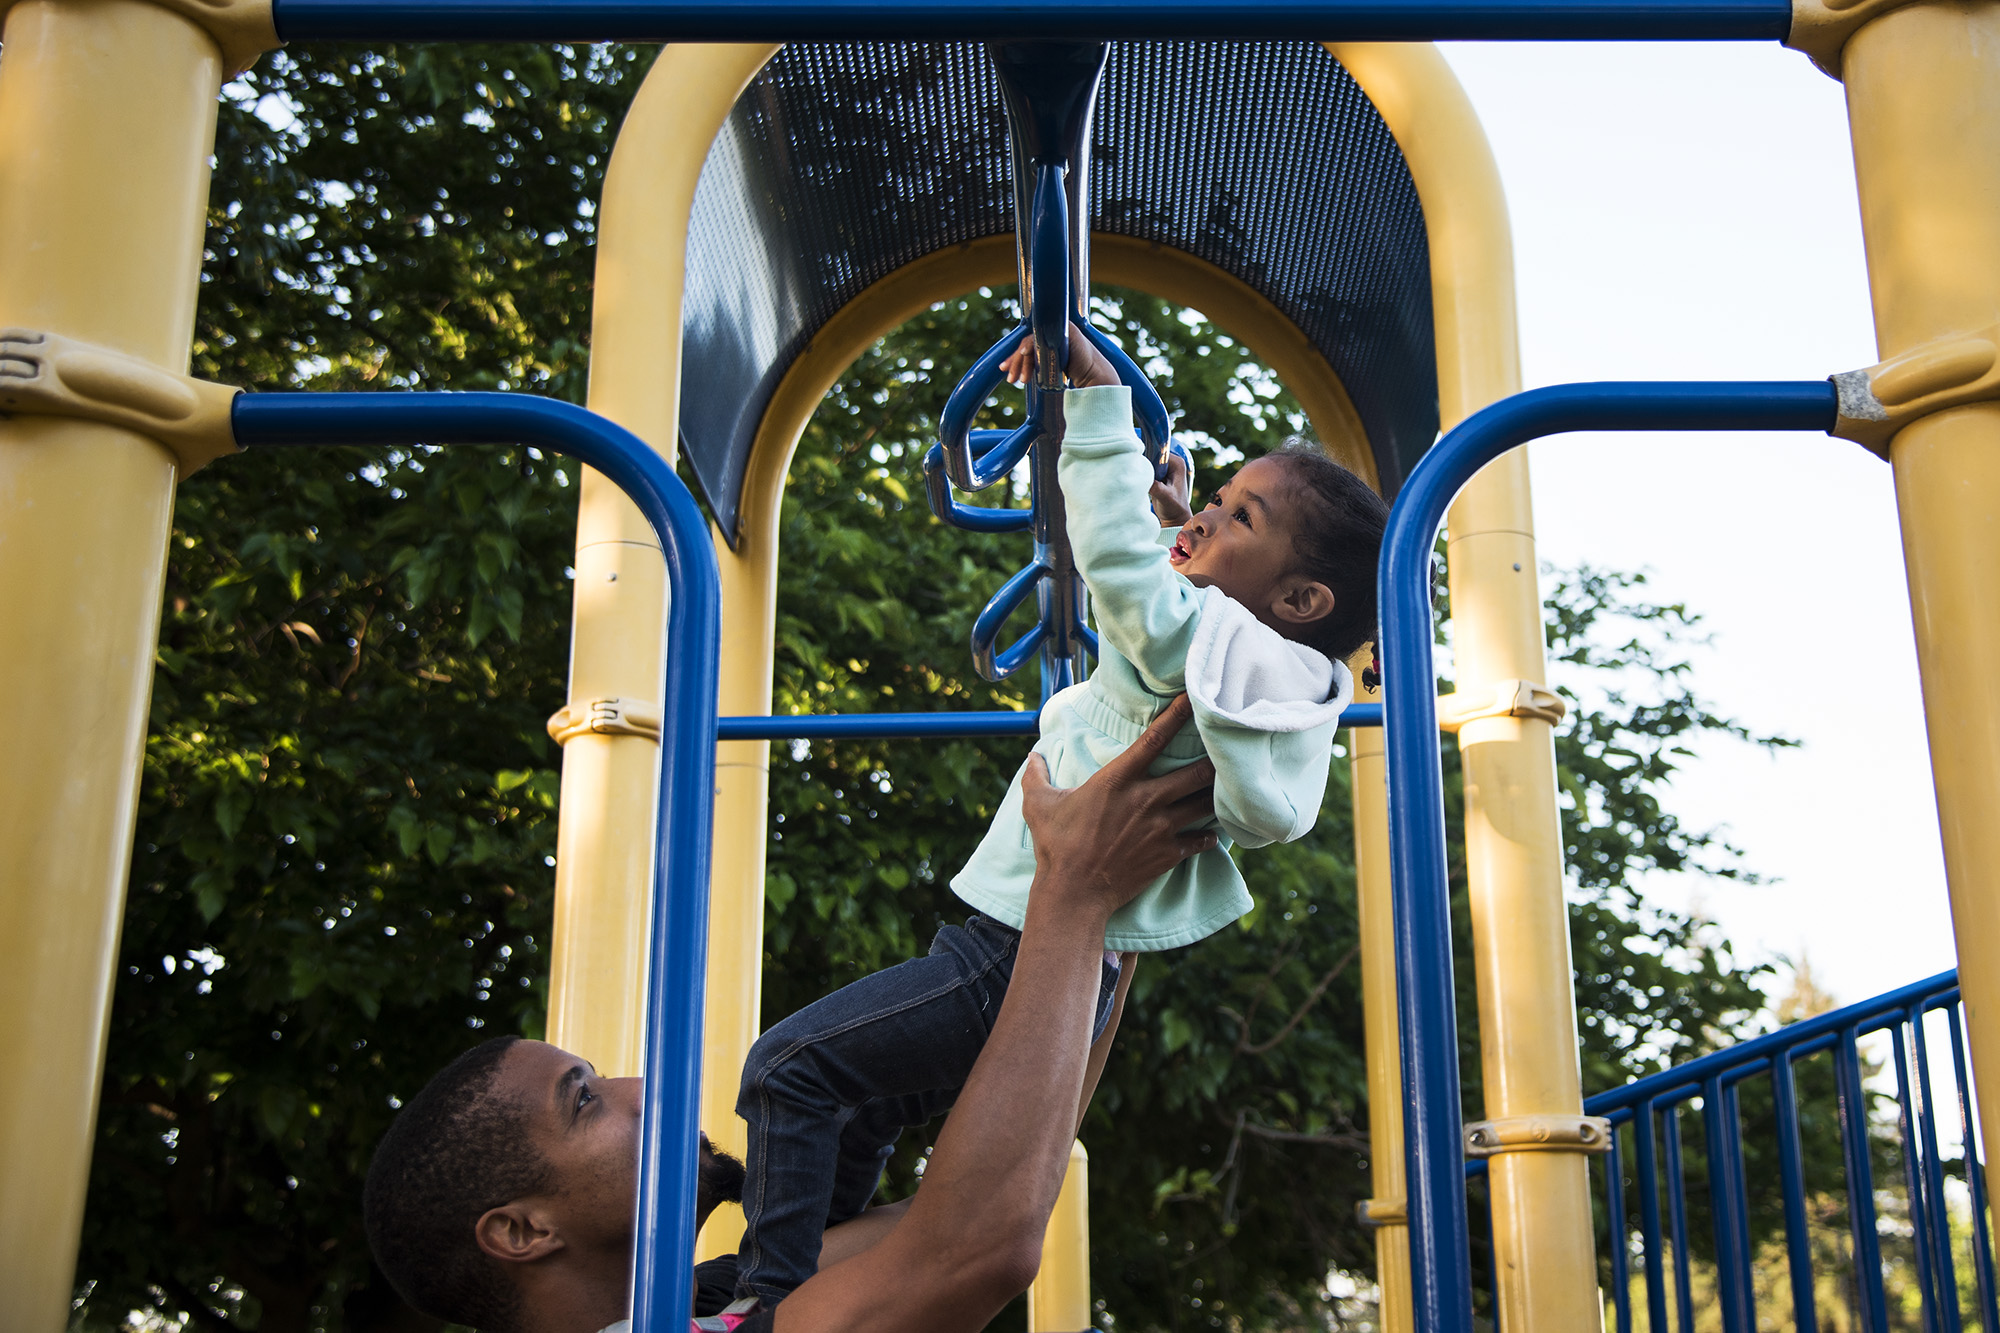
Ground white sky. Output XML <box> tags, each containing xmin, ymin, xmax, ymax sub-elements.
<box><xmin>1432</xmin><ymin>41</ymin><xmax>1956</xmax><ymax>1012</ymax></box>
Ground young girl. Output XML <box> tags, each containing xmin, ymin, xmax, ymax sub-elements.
<box><xmin>732</xmin><ymin>327</ymin><xmax>1389</xmax><ymax>1306</ymax></box>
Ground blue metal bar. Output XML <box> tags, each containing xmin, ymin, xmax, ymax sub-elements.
<box><xmin>1633</xmin><ymin>1103</ymin><xmax>1671</xmax><ymax>1333</ymax></box>
<box><xmin>1912</xmin><ymin>1006</ymin><xmax>1965</xmax><ymax>1333</ymax></box>
<box><xmin>1892</xmin><ymin>1021</ymin><xmax>1948</xmax><ymax>1333</ymax></box>
<box><xmin>1770</xmin><ymin>1049</ymin><xmax>1822</xmax><ymax>1333</ymax></box>
<box><xmin>1835</xmin><ymin>1025</ymin><xmax>1891</xmax><ymax>1333</ymax></box>
<box><xmin>720</xmin><ymin>711</ymin><xmax>1039</xmax><ymax>741</ymax></box>
<box><xmin>714</xmin><ymin>703</ymin><xmax>1389</xmax><ymax>741</ymax></box>
<box><xmin>1607</xmin><ymin>1128</ymin><xmax>1634</xmax><ymax>1333</ymax></box>
<box><xmin>1701</xmin><ymin>1075</ymin><xmax>1756</xmax><ymax>1333</ymax></box>
<box><xmin>1380</xmin><ymin>381</ymin><xmax>1835</xmax><ymax>1333</ymax></box>
<box><xmin>1586</xmin><ymin>970</ymin><xmax>1959</xmax><ymax>1119</ymax></box>
<box><xmin>232</xmin><ymin>391</ymin><xmax>720</xmax><ymax>1333</ymax></box>
<box><xmin>271</xmin><ymin>0</ymin><xmax>1795</xmax><ymax>44</ymax></box>
<box><xmin>1661</xmin><ymin>1106</ymin><xmax>1697</xmax><ymax>1333</ymax></box>
<box><xmin>970</xmin><ymin>559</ymin><xmax>1051</xmax><ymax>681</ymax></box>
<box><xmin>935</xmin><ymin>326</ymin><xmax>1039</xmax><ymax>495</ymax></box>
<box><xmin>1946</xmin><ymin>1004</ymin><xmax>2000</xmax><ymax>1331</ymax></box>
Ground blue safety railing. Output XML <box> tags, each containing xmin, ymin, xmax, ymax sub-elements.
<box><xmin>269</xmin><ymin>0</ymin><xmax>1795</xmax><ymax>44</ymax></box>
<box><xmin>1585</xmin><ymin>969</ymin><xmax>1995</xmax><ymax>1333</ymax></box>
<box><xmin>232</xmin><ymin>392</ymin><xmax>718</xmax><ymax>1333</ymax></box>
<box><xmin>1377</xmin><ymin>381</ymin><xmax>1841</xmax><ymax>1333</ymax></box>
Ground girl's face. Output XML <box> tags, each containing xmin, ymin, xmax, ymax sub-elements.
<box><xmin>1166</xmin><ymin>455</ymin><xmax>1303</xmax><ymax>615</ymax></box>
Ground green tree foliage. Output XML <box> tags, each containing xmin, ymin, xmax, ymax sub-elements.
<box><xmin>79</xmin><ymin>40</ymin><xmax>1781</xmax><ymax>1333</ymax></box>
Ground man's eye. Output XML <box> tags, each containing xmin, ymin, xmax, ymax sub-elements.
<box><xmin>577</xmin><ymin>1086</ymin><xmax>596</xmax><ymax>1111</ymax></box>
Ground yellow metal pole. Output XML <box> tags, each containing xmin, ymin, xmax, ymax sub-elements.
<box><xmin>1331</xmin><ymin>43</ymin><xmax>1601</xmax><ymax>1330</ymax></box>
<box><xmin>1826</xmin><ymin>0</ymin><xmax>2000</xmax><ymax>1218</ymax></box>
<box><xmin>1026</xmin><ymin>1142</ymin><xmax>1092</xmax><ymax>1331</ymax></box>
<box><xmin>0</xmin><ymin>1</ymin><xmax>270</xmax><ymax>1327</ymax></box>
<box><xmin>1349</xmin><ymin>670</ymin><xmax>1411</xmax><ymax>1333</ymax></box>
<box><xmin>546</xmin><ymin>43</ymin><xmax>776</xmax><ymax>1091</ymax></box>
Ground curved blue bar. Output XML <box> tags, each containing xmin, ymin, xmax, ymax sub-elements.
<box><xmin>1077</xmin><ymin>321</ymin><xmax>1172</xmax><ymax>463</ymax></box>
<box><xmin>1377</xmin><ymin>381</ymin><xmax>1834</xmax><ymax>1333</ymax></box>
<box><xmin>971</xmin><ymin>559</ymin><xmax>1051</xmax><ymax>681</ymax></box>
<box><xmin>922</xmin><ymin>444</ymin><xmax>1037</xmax><ymax>533</ymax></box>
<box><xmin>272</xmin><ymin>0</ymin><xmax>1794</xmax><ymax>43</ymax></box>
<box><xmin>232</xmin><ymin>391</ymin><xmax>721</xmax><ymax>1333</ymax></box>
<box><xmin>938</xmin><ymin>325</ymin><xmax>1035</xmax><ymax>493</ymax></box>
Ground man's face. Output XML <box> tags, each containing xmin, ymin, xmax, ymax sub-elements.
<box><xmin>493</xmin><ymin>1039</ymin><xmax>645</xmax><ymax>1254</ymax></box>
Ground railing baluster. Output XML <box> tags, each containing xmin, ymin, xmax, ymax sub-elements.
<box><xmin>1705</xmin><ymin>1075</ymin><xmax>1756</xmax><ymax>1333</ymax></box>
<box><xmin>1772</xmin><ymin>1048</ymin><xmax>1821</xmax><ymax>1333</ymax></box>
<box><xmin>1945</xmin><ymin>1000</ymin><xmax>1999</xmax><ymax>1331</ymax></box>
<box><xmin>1836</xmin><ymin>1024</ymin><xmax>1890</xmax><ymax>1333</ymax></box>
<box><xmin>1634</xmin><ymin>1102</ymin><xmax>1670</xmax><ymax>1332</ymax></box>
<box><xmin>1895</xmin><ymin>1017</ymin><xmax>1947</xmax><ymax>1333</ymax></box>
<box><xmin>1608</xmin><ymin>1125</ymin><xmax>1634</xmax><ymax>1333</ymax></box>
<box><xmin>1661</xmin><ymin>1102</ymin><xmax>1697</xmax><ymax>1333</ymax></box>
<box><xmin>1914</xmin><ymin>1004</ymin><xmax>1966</xmax><ymax>1333</ymax></box>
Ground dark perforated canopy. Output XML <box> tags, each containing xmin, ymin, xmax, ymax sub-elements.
<box><xmin>679</xmin><ymin>40</ymin><xmax>1437</xmax><ymax>541</ymax></box>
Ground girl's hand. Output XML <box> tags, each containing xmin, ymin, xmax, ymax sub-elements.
<box><xmin>1000</xmin><ymin>322</ymin><xmax>1122</xmax><ymax>389</ymax></box>
<box><xmin>1150</xmin><ymin>449</ymin><xmax>1193</xmax><ymax>526</ymax></box>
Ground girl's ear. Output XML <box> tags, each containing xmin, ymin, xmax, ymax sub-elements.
<box><xmin>1271</xmin><ymin>580</ymin><xmax>1335</xmax><ymax>626</ymax></box>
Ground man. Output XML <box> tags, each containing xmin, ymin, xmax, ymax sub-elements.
<box><xmin>366</xmin><ymin>695</ymin><xmax>1218</xmax><ymax>1333</ymax></box>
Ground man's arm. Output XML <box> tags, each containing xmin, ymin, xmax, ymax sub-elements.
<box><xmin>773</xmin><ymin>697</ymin><xmax>1216</xmax><ymax>1333</ymax></box>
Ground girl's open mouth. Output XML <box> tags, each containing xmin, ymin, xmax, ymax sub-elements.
<box><xmin>1169</xmin><ymin>532</ymin><xmax>1192</xmax><ymax>565</ymax></box>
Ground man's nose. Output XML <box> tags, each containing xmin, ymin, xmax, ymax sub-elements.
<box><xmin>607</xmin><ymin>1075</ymin><xmax>644</xmax><ymax>1110</ymax></box>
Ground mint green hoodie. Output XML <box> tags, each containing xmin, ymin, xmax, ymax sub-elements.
<box><xmin>951</xmin><ymin>386</ymin><xmax>1353</xmax><ymax>952</ymax></box>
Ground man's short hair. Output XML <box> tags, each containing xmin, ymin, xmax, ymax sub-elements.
<box><xmin>364</xmin><ymin>1036</ymin><xmax>554</xmax><ymax>1331</ymax></box>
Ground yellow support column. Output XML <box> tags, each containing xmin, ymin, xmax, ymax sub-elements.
<box><xmin>1027</xmin><ymin>1142</ymin><xmax>1092</xmax><ymax>1332</ymax></box>
<box><xmin>546</xmin><ymin>43</ymin><xmax>775</xmax><ymax>1090</ymax></box>
<box><xmin>1349</xmin><ymin>671</ymin><xmax>1412</xmax><ymax>1333</ymax></box>
<box><xmin>1815</xmin><ymin>0</ymin><xmax>2000</xmax><ymax>1217</ymax></box>
<box><xmin>0</xmin><ymin>1</ymin><xmax>270</xmax><ymax>1328</ymax></box>
<box><xmin>1332</xmin><ymin>43</ymin><xmax>1601</xmax><ymax>1330</ymax></box>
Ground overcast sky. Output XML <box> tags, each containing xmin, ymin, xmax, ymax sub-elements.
<box><xmin>1430</xmin><ymin>41</ymin><xmax>1955</xmax><ymax>1012</ymax></box>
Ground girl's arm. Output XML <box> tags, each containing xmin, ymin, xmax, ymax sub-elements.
<box><xmin>1075</xmin><ymin>953</ymin><xmax>1136</xmax><ymax>1134</ymax></box>
<box><xmin>1057</xmin><ymin>388</ymin><xmax>1205</xmax><ymax>691</ymax></box>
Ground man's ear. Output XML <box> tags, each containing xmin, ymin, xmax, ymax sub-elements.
<box><xmin>476</xmin><ymin>1201</ymin><xmax>567</xmax><ymax>1266</ymax></box>
<box><xmin>1270</xmin><ymin>579</ymin><xmax>1335</xmax><ymax>627</ymax></box>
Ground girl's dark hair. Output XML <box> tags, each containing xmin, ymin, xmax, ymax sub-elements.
<box><xmin>1270</xmin><ymin>440</ymin><xmax>1389</xmax><ymax>664</ymax></box>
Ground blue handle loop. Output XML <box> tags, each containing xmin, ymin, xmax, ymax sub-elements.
<box><xmin>937</xmin><ymin>324</ymin><xmax>1039</xmax><ymax>493</ymax></box>
<box><xmin>971</xmin><ymin>559</ymin><xmax>1051</xmax><ymax>680</ymax></box>
<box><xmin>923</xmin><ymin>430</ymin><xmax>1036</xmax><ymax>533</ymax></box>
<box><xmin>1074</xmin><ymin>320</ymin><xmax>1173</xmax><ymax>464</ymax></box>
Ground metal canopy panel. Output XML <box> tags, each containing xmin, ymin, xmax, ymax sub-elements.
<box><xmin>679</xmin><ymin>41</ymin><xmax>1437</xmax><ymax>541</ymax></box>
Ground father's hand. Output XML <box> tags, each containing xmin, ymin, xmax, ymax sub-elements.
<box><xmin>1021</xmin><ymin>694</ymin><xmax>1216</xmax><ymax>918</ymax></box>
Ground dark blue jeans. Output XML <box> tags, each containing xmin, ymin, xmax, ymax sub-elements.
<box><xmin>733</xmin><ymin>915</ymin><xmax>1121</xmax><ymax>1304</ymax></box>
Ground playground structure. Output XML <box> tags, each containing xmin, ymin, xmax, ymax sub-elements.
<box><xmin>5</xmin><ymin>5</ymin><xmax>2000</xmax><ymax>1333</ymax></box>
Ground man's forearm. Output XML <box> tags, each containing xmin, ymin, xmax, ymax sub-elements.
<box><xmin>917</xmin><ymin>890</ymin><xmax>1109</xmax><ymax>1219</ymax></box>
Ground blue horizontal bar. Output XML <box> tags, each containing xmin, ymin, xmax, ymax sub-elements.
<box><xmin>721</xmin><ymin>711</ymin><xmax>1037</xmax><ymax>740</ymax></box>
<box><xmin>719</xmin><ymin>702</ymin><xmax>1384</xmax><ymax>740</ymax></box>
<box><xmin>271</xmin><ymin>0</ymin><xmax>1793</xmax><ymax>42</ymax></box>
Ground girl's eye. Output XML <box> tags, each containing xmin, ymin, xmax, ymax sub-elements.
<box><xmin>1234</xmin><ymin>506</ymin><xmax>1251</xmax><ymax>525</ymax></box>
